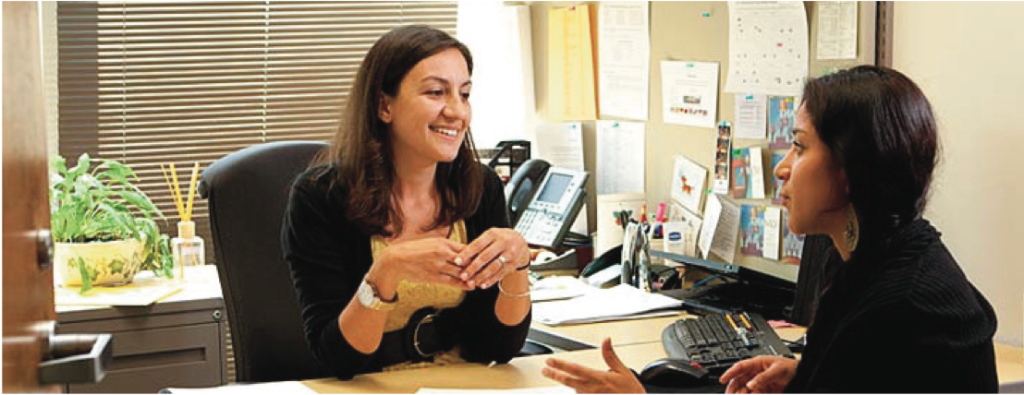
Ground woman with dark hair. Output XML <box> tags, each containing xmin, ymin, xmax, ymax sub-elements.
<box><xmin>282</xmin><ymin>25</ymin><xmax>531</xmax><ymax>380</ymax></box>
<box><xmin>542</xmin><ymin>66</ymin><xmax>997</xmax><ymax>393</ymax></box>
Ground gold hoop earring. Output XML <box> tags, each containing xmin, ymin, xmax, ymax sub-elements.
<box><xmin>845</xmin><ymin>205</ymin><xmax>859</xmax><ymax>252</ymax></box>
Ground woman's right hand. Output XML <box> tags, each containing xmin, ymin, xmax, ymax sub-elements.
<box><xmin>365</xmin><ymin>238</ymin><xmax>472</xmax><ymax>299</ymax></box>
<box><xmin>718</xmin><ymin>356</ymin><xmax>797</xmax><ymax>394</ymax></box>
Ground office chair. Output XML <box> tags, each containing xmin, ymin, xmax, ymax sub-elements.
<box><xmin>199</xmin><ymin>141</ymin><xmax>328</xmax><ymax>383</ymax></box>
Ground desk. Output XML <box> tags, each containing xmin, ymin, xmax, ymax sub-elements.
<box><xmin>303</xmin><ymin>343</ymin><xmax>664</xmax><ymax>393</ymax></box>
<box><xmin>296</xmin><ymin>315</ymin><xmax>1024</xmax><ymax>393</ymax></box>
<box><xmin>56</xmin><ymin>265</ymin><xmax>227</xmax><ymax>393</ymax></box>
<box><xmin>531</xmin><ymin>312</ymin><xmax>808</xmax><ymax>349</ymax></box>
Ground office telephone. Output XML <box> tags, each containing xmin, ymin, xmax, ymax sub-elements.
<box><xmin>505</xmin><ymin>159</ymin><xmax>588</xmax><ymax>248</ymax></box>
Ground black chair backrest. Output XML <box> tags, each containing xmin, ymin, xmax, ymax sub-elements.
<box><xmin>198</xmin><ymin>141</ymin><xmax>328</xmax><ymax>383</ymax></box>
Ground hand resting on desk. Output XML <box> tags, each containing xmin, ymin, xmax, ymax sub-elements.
<box><xmin>541</xmin><ymin>338</ymin><xmax>645</xmax><ymax>393</ymax></box>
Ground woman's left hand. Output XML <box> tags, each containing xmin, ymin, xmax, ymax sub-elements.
<box><xmin>454</xmin><ymin>227</ymin><xmax>528</xmax><ymax>289</ymax></box>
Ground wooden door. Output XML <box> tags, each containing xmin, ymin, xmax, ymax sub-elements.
<box><xmin>3</xmin><ymin>2</ymin><xmax>60</xmax><ymax>392</ymax></box>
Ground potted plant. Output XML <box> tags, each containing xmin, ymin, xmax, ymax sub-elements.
<box><xmin>50</xmin><ymin>153</ymin><xmax>173</xmax><ymax>291</ymax></box>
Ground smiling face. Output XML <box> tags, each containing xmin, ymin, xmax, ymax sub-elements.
<box><xmin>379</xmin><ymin>48</ymin><xmax>471</xmax><ymax>168</ymax></box>
<box><xmin>774</xmin><ymin>105</ymin><xmax>849</xmax><ymax>236</ymax></box>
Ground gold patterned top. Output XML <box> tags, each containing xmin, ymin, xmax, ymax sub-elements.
<box><xmin>370</xmin><ymin>220</ymin><xmax>468</xmax><ymax>372</ymax></box>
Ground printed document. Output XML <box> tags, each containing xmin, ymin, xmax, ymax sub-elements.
<box><xmin>598</xmin><ymin>1</ymin><xmax>650</xmax><ymax>121</ymax></box>
<box><xmin>532</xmin><ymin>284</ymin><xmax>682</xmax><ymax>325</ymax></box>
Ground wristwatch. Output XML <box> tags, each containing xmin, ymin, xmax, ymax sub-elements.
<box><xmin>357</xmin><ymin>277</ymin><xmax>397</xmax><ymax>311</ymax></box>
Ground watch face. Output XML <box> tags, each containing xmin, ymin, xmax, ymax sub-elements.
<box><xmin>357</xmin><ymin>279</ymin><xmax>394</xmax><ymax>311</ymax></box>
<box><xmin>357</xmin><ymin>281</ymin><xmax>376</xmax><ymax>308</ymax></box>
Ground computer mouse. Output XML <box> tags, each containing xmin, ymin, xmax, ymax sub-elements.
<box><xmin>639</xmin><ymin>358</ymin><xmax>710</xmax><ymax>387</ymax></box>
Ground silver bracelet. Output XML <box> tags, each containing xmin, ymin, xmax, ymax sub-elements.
<box><xmin>497</xmin><ymin>279</ymin><xmax>530</xmax><ymax>298</ymax></box>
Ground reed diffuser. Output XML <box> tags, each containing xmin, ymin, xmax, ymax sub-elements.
<box><xmin>161</xmin><ymin>162</ymin><xmax>205</xmax><ymax>281</ymax></box>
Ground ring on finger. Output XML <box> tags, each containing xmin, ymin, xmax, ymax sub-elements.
<box><xmin>498</xmin><ymin>255</ymin><xmax>508</xmax><ymax>266</ymax></box>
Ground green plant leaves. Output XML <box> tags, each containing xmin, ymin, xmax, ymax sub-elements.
<box><xmin>50</xmin><ymin>154</ymin><xmax>174</xmax><ymax>278</ymax></box>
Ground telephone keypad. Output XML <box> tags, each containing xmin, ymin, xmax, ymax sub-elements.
<box><xmin>515</xmin><ymin>209</ymin><xmax>562</xmax><ymax>247</ymax></box>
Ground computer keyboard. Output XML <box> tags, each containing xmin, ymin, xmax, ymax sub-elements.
<box><xmin>661</xmin><ymin>312</ymin><xmax>794</xmax><ymax>374</ymax></box>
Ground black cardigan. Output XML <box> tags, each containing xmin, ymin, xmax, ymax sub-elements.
<box><xmin>281</xmin><ymin>163</ymin><xmax>530</xmax><ymax>380</ymax></box>
<box><xmin>785</xmin><ymin>219</ymin><xmax>998</xmax><ymax>392</ymax></box>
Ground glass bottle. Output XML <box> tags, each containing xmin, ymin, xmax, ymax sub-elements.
<box><xmin>173</xmin><ymin>220</ymin><xmax>205</xmax><ymax>281</ymax></box>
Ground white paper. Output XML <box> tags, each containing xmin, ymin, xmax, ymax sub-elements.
<box><xmin>530</xmin><ymin>276</ymin><xmax>596</xmax><ymax>302</ymax></box>
<box><xmin>748</xmin><ymin>147</ymin><xmax>765</xmax><ymax>199</ymax></box>
<box><xmin>165</xmin><ymin>381</ymin><xmax>316</xmax><ymax>394</ymax></box>
<box><xmin>596</xmin><ymin>193</ymin><xmax>647</xmax><ymax>257</ymax></box>
<box><xmin>763</xmin><ymin>206</ymin><xmax>782</xmax><ymax>260</ymax></box>
<box><xmin>672</xmin><ymin>204</ymin><xmax>703</xmax><ymax>257</ymax></box>
<box><xmin>734</xmin><ymin>94</ymin><xmax>768</xmax><ymax>140</ymax></box>
<box><xmin>596</xmin><ymin>121</ymin><xmax>645</xmax><ymax>194</ymax></box>
<box><xmin>598</xmin><ymin>2</ymin><xmax>650</xmax><ymax>121</ymax></box>
<box><xmin>418</xmin><ymin>386</ymin><xmax>574</xmax><ymax>394</ymax></box>
<box><xmin>536</xmin><ymin>122</ymin><xmax>588</xmax><ymax>235</ymax></box>
<box><xmin>661</xmin><ymin>61</ymin><xmax>720</xmax><ymax>128</ymax></box>
<box><xmin>670</xmin><ymin>155</ymin><xmax>708</xmax><ymax>214</ymax></box>
<box><xmin>532</xmin><ymin>284</ymin><xmax>681</xmax><ymax>325</ymax></box>
<box><xmin>698</xmin><ymin>194</ymin><xmax>721</xmax><ymax>260</ymax></box>
<box><xmin>699</xmin><ymin>194</ymin><xmax>741</xmax><ymax>263</ymax></box>
<box><xmin>725</xmin><ymin>2</ymin><xmax>809</xmax><ymax>96</ymax></box>
<box><xmin>816</xmin><ymin>1</ymin><xmax>858</xmax><ymax>60</ymax></box>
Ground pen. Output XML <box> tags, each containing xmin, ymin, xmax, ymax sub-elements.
<box><xmin>726</xmin><ymin>313</ymin><xmax>753</xmax><ymax>347</ymax></box>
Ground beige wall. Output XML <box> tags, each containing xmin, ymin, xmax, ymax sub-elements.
<box><xmin>893</xmin><ymin>2</ymin><xmax>1024</xmax><ymax>346</ymax></box>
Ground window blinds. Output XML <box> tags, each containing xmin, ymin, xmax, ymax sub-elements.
<box><xmin>56</xmin><ymin>1</ymin><xmax>458</xmax><ymax>260</ymax></box>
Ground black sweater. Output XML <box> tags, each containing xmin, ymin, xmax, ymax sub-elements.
<box><xmin>785</xmin><ymin>219</ymin><xmax>998</xmax><ymax>392</ymax></box>
<box><xmin>281</xmin><ymin>163</ymin><xmax>530</xmax><ymax>380</ymax></box>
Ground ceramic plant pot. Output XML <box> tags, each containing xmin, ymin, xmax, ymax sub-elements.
<box><xmin>54</xmin><ymin>239</ymin><xmax>143</xmax><ymax>287</ymax></box>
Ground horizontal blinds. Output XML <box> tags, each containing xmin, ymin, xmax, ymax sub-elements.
<box><xmin>57</xmin><ymin>1</ymin><xmax>457</xmax><ymax>261</ymax></box>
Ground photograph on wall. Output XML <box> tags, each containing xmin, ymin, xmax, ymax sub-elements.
<box><xmin>739</xmin><ymin>204</ymin><xmax>765</xmax><ymax>257</ymax></box>
<box><xmin>781</xmin><ymin>210</ymin><xmax>805</xmax><ymax>264</ymax></box>
<box><xmin>768</xmin><ymin>96</ymin><xmax>797</xmax><ymax>149</ymax></box>
<box><xmin>670</xmin><ymin>155</ymin><xmax>708</xmax><ymax>214</ymax></box>
<box><xmin>731</xmin><ymin>148</ymin><xmax>749</xmax><ymax>199</ymax></box>
<box><xmin>771</xmin><ymin>150</ymin><xmax>786</xmax><ymax>204</ymax></box>
<box><xmin>712</xmin><ymin>122</ymin><xmax>732</xmax><ymax>195</ymax></box>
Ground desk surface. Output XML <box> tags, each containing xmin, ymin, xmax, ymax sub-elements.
<box><xmin>532</xmin><ymin>312</ymin><xmax>808</xmax><ymax>347</ymax></box>
<box><xmin>56</xmin><ymin>265</ymin><xmax>223</xmax><ymax>320</ymax></box>
<box><xmin>303</xmin><ymin>342</ymin><xmax>664</xmax><ymax>393</ymax></box>
<box><xmin>301</xmin><ymin>315</ymin><xmax>1024</xmax><ymax>393</ymax></box>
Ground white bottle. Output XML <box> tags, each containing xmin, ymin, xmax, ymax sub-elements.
<box><xmin>172</xmin><ymin>220</ymin><xmax>205</xmax><ymax>281</ymax></box>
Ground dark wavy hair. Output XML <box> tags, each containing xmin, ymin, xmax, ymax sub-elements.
<box><xmin>801</xmin><ymin>65</ymin><xmax>939</xmax><ymax>240</ymax></box>
<box><xmin>319</xmin><ymin>25</ymin><xmax>482</xmax><ymax>237</ymax></box>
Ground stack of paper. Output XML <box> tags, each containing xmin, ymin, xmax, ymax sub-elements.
<box><xmin>530</xmin><ymin>276</ymin><xmax>595</xmax><ymax>302</ymax></box>
<box><xmin>532</xmin><ymin>284</ymin><xmax>682</xmax><ymax>325</ymax></box>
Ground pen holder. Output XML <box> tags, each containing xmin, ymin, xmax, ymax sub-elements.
<box><xmin>172</xmin><ymin>220</ymin><xmax>205</xmax><ymax>281</ymax></box>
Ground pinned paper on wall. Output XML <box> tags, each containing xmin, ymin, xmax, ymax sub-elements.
<box><xmin>536</xmin><ymin>122</ymin><xmax>588</xmax><ymax>235</ymax></box>
<box><xmin>596</xmin><ymin>120</ymin><xmax>645</xmax><ymax>194</ymax></box>
<box><xmin>816</xmin><ymin>1</ymin><xmax>858</xmax><ymax>60</ymax></box>
<box><xmin>670</xmin><ymin>155</ymin><xmax>707</xmax><ymax>214</ymax></box>
<box><xmin>548</xmin><ymin>5</ymin><xmax>597</xmax><ymax>120</ymax></box>
<box><xmin>661</xmin><ymin>60</ymin><xmax>720</xmax><ymax>128</ymax></box>
<box><xmin>725</xmin><ymin>1</ymin><xmax>809</xmax><ymax>96</ymax></box>
<box><xmin>598</xmin><ymin>1</ymin><xmax>650</xmax><ymax>121</ymax></box>
<box><xmin>734</xmin><ymin>94</ymin><xmax>768</xmax><ymax>140</ymax></box>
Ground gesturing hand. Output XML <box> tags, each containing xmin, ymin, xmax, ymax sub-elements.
<box><xmin>541</xmin><ymin>338</ymin><xmax>645</xmax><ymax>394</ymax></box>
<box><xmin>453</xmin><ymin>227</ymin><xmax>529</xmax><ymax>289</ymax></box>
<box><xmin>368</xmin><ymin>237</ymin><xmax>472</xmax><ymax>298</ymax></box>
<box><xmin>718</xmin><ymin>355</ymin><xmax>797</xmax><ymax>394</ymax></box>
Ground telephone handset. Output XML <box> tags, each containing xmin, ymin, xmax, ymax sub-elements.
<box><xmin>505</xmin><ymin>159</ymin><xmax>588</xmax><ymax>248</ymax></box>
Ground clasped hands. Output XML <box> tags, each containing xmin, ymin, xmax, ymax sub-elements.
<box><xmin>368</xmin><ymin>228</ymin><xmax>529</xmax><ymax>296</ymax></box>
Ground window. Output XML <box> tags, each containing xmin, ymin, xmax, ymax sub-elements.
<box><xmin>55</xmin><ymin>1</ymin><xmax>458</xmax><ymax>260</ymax></box>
